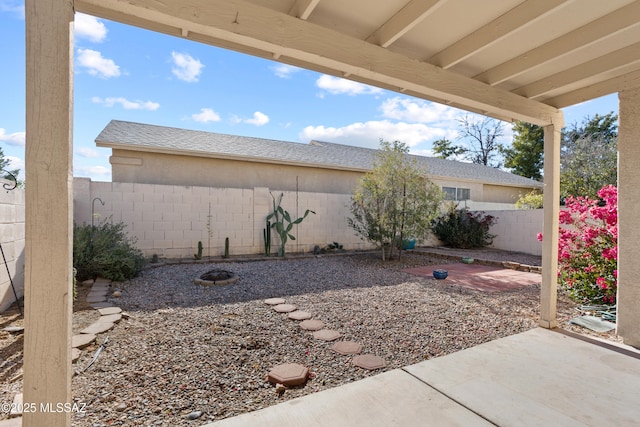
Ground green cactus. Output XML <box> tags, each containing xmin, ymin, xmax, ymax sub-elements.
<box><xmin>223</xmin><ymin>237</ymin><xmax>229</xmax><ymax>258</ymax></box>
<box><xmin>266</xmin><ymin>192</ymin><xmax>315</xmax><ymax>257</ymax></box>
<box><xmin>194</xmin><ymin>241</ymin><xmax>203</xmax><ymax>260</ymax></box>
<box><xmin>263</xmin><ymin>219</ymin><xmax>271</xmax><ymax>256</ymax></box>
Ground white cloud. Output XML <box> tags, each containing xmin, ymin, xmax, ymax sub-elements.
<box><xmin>245</xmin><ymin>111</ymin><xmax>270</xmax><ymax>126</ymax></box>
<box><xmin>231</xmin><ymin>111</ymin><xmax>270</xmax><ymax>126</ymax></box>
<box><xmin>0</xmin><ymin>1</ymin><xmax>24</xmax><ymax>19</ymax></box>
<box><xmin>74</xmin><ymin>13</ymin><xmax>107</xmax><ymax>43</ymax></box>
<box><xmin>192</xmin><ymin>108</ymin><xmax>221</xmax><ymax>123</ymax></box>
<box><xmin>316</xmin><ymin>75</ymin><xmax>383</xmax><ymax>96</ymax></box>
<box><xmin>76</xmin><ymin>147</ymin><xmax>102</xmax><ymax>158</ymax></box>
<box><xmin>75</xmin><ymin>165</ymin><xmax>111</xmax><ymax>180</ymax></box>
<box><xmin>271</xmin><ymin>64</ymin><xmax>301</xmax><ymax>79</ymax></box>
<box><xmin>171</xmin><ymin>52</ymin><xmax>204</xmax><ymax>82</ymax></box>
<box><xmin>380</xmin><ymin>97</ymin><xmax>459</xmax><ymax>124</ymax></box>
<box><xmin>92</xmin><ymin>96</ymin><xmax>159</xmax><ymax>110</ymax></box>
<box><xmin>0</xmin><ymin>128</ymin><xmax>25</xmax><ymax>146</ymax></box>
<box><xmin>77</xmin><ymin>48</ymin><xmax>121</xmax><ymax>78</ymax></box>
<box><xmin>300</xmin><ymin>120</ymin><xmax>453</xmax><ymax>148</ymax></box>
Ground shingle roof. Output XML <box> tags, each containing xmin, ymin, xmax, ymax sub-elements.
<box><xmin>96</xmin><ymin>120</ymin><xmax>542</xmax><ymax>188</ymax></box>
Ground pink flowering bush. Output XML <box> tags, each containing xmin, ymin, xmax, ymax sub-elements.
<box><xmin>538</xmin><ymin>185</ymin><xmax>618</xmax><ymax>304</ymax></box>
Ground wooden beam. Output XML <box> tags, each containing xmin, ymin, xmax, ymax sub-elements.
<box><xmin>540</xmin><ymin>121</ymin><xmax>562</xmax><ymax>329</ymax></box>
<box><xmin>428</xmin><ymin>0</ymin><xmax>567</xmax><ymax>69</ymax></box>
<box><xmin>542</xmin><ymin>68</ymin><xmax>640</xmax><ymax>108</ymax></box>
<box><xmin>514</xmin><ymin>41</ymin><xmax>640</xmax><ymax>99</ymax></box>
<box><xmin>75</xmin><ymin>0</ymin><xmax>561</xmax><ymax>126</ymax></box>
<box><xmin>288</xmin><ymin>0</ymin><xmax>320</xmax><ymax>20</ymax></box>
<box><xmin>24</xmin><ymin>0</ymin><xmax>74</xmax><ymax>425</ymax></box>
<box><xmin>475</xmin><ymin>1</ymin><xmax>640</xmax><ymax>85</ymax></box>
<box><xmin>365</xmin><ymin>0</ymin><xmax>445</xmax><ymax>48</ymax></box>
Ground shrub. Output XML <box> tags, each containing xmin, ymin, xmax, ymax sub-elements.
<box><xmin>432</xmin><ymin>204</ymin><xmax>497</xmax><ymax>248</ymax></box>
<box><xmin>515</xmin><ymin>190</ymin><xmax>543</xmax><ymax>209</ymax></box>
<box><xmin>538</xmin><ymin>185</ymin><xmax>617</xmax><ymax>304</ymax></box>
<box><xmin>74</xmin><ymin>218</ymin><xmax>145</xmax><ymax>282</ymax></box>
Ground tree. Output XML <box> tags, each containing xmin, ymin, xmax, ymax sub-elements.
<box><xmin>348</xmin><ymin>140</ymin><xmax>443</xmax><ymax>261</ymax></box>
<box><xmin>0</xmin><ymin>146</ymin><xmax>20</xmax><ymax>189</ymax></box>
<box><xmin>432</xmin><ymin>138</ymin><xmax>465</xmax><ymax>159</ymax></box>
<box><xmin>560</xmin><ymin>112</ymin><xmax>618</xmax><ymax>199</ymax></box>
<box><xmin>501</xmin><ymin>121</ymin><xmax>544</xmax><ymax>181</ymax></box>
<box><xmin>456</xmin><ymin>114</ymin><xmax>505</xmax><ymax>167</ymax></box>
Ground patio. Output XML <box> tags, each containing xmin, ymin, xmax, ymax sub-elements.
<box><xmin>207</xmin><ymin>327</ymin><xmax>640</xmax><ymax>427</ymax></box>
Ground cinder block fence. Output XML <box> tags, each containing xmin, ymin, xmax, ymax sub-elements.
<box><xmin>73</xmin><ymin>178</ymin><xmax>543</xmax><ymax>259</ymax></box>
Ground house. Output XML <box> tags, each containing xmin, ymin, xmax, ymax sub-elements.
<box><xmin>96</xmin><ymin>119</ymin><xmax>542</xmax><ymax>207</ymax></box>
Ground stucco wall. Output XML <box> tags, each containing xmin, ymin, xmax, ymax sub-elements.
<box><xmin>483</xmin><ymin>183</ymin><xmax>531</xmax><ymax>204</ymax></box>
<box><xmin>109</xmin><ymin>149</ymin><xmax>537</xmax><ymax>204</ymax></box>
<box><xmin>110</xmin><ymin>150</ymin><xmax>365</xmax><ymax>194</ymax></box>
<box><xmin>0</xmin><ymin>182</ymin><xmax>25</xmax><ymax>312</ymax></box>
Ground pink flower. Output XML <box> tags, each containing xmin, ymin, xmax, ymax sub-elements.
<box><xmin>536</xmin><ymin>233</ymin><xmax>543</xmax><ymax>242</ymax></box>
<box><xmin>596</xmin><ymin>277</ymin><xmax>608</xmax><ymax>290</ymax></box>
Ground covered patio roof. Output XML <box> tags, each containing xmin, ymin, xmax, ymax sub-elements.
<box><xmin>74</xmin><ymin>0</ymin><xmax>640</xmax><ymax>126</ymax></box>
<box><xmin>25</xmin><ymin>0</ymin><xmax>640</xmax><ymax>425</ymax></box>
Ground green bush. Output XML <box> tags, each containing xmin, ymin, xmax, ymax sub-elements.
<box><xmin>74</xmin><ymin>219</ymin><xmax>145</xmax><ymax>282</ymax></box>
<box><xmin>515</xmin><ymin>190</ymin><xmax>543</xmax><ymax>209</ymax></box>
<box><xmin>432</xmin><ymin>205</ymin><xmax>497</xmax><ymax>248</ymax></box>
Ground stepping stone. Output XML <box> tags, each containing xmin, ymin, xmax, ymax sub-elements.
<box><xmin>98</xmin><ymin>313</ymin><xmax>122</xmax><ymax>324</ymax></box>
<box><xmin>72</xmin><ymin>348</ymin><xmax>81</xmax><ymax>363</ymax></box>
<box><xmin>288</xmin><ymin>310</ymin><xmax>312</xmax><ymax>320</ymax></box>
<box><xmin>80</xmin><ymin>322</ymin><xmax>114</xmax><ymax>335</ymax></box>
<box><xmin>264</xmin><ymin>298</ymin><xmax>286</xmax><ymax>305</ymax></box>
<box><xmin>299</xmin><ymin>319</ymin><xmax>325</xmax><ymax>331</ymax></box>
<box><xmin>273</xmin><ymin>304</ymin><xmax>296</xmax><ymax>313</ymax></box>
<box><xmin>72</xmin><ymin>333</ymin><xmax>96</xmax><ymax>349</ymax></box>
<box><xmin>90</xmin><ymin>286</ymin><xmax>110</xmax><ymax>293</ymax></box>
<box><xmin>87</xmin><ymin>291</ymin><xmax>108</xmax><ymax>299</ymax></box>
<box><xmin>86</xmin><ymin>295</ymin><xmax>106</xmax><ymax>303</ymax></box>
<box><xmin>81</xmin><ymin>279</ymin><xmax>94</xmax><ymax>286</ymax></box>
<box><xmin>91</xmin><ymin>302</ymin><xmax>113</xmax><ymax>309</ymax></box>
<box><xmin>94</xmin><ymin>277</ymin><xmax>111</xmax><ymax>284</ymax></box>
<box><xmin>98</xmin><ymin>307</ymin><xmax>122</xmax><ymax>315</ymax></box>
<box><xmin>353</xmin><ymin>354</ymin><xmax>386</xmax><ymax>370</ymax></box>
<box><xmin>267</xmin><ymin>363</ymin><xmax>309</xmax><ymax>386</ymax></box>
<box><xmin>313</xmin><ymin>329</ymin><xmax>341</xmax><ymax>341</ymax></box>
<box><xmin>3</xmin><ymin>326</ymin><xmax>24</xmax><ymax>334</ymax></box>
<box><xmin>332</xmin><ymin>341</ymin><xmax>363</xmax><ymax>355</ymax></box>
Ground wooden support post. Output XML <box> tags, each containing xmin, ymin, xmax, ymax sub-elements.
<box><xmin>24</xmin><ymin>0</ymin><xmax>74</xmax><ymax>425</ymax></box>
<box><xmin>618</xmin><ymin>88</ymin><xmax>640</xmax><ymax>348</ymax></box>
<box><xmin>540</xmin><ymin>122</ymin><xmax>562</xmax><ymax>328</ymax></box>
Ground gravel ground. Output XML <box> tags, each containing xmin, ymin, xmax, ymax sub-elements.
<box><xmin>0</xmin><ymin>249</ymin><xmax>622</xmax><ymax>426</ymax></box>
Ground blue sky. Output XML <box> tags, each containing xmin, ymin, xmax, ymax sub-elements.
<box><xmin>0</xmin><ymin>2</ymin><xmax>619</xmax><ymax>183</ymax></box>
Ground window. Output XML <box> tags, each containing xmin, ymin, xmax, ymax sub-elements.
<box><xmin>442</xmin><ymin>186</ymin><xmax>470</xmax><ymax>201</ymax></box>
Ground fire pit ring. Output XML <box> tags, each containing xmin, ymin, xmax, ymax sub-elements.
<box><xmin>194</xmin><ymin>269</ymin><xmax>239</xmax><ymax>286</ymax></box>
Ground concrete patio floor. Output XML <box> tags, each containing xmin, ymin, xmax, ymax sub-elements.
<box><xmin>207</xmin><ymin>328</ymin><xmax>640</xmax><ymax>427</ymax></box>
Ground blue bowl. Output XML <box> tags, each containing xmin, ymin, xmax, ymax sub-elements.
<box><xmin>433</xmin><ymin>269</ymin><xmax>448</xmax><ymax>280</ymax></box>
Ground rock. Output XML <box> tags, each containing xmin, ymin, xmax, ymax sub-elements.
<box><xmin>275</xmin><ymin>383</ymin><xmax>286</xmax><ymax>395</ymax></box>
<box><xmin>186</xmin><ymin>410</ymin><xmax>203</xmax><ymax>420</ymax></box>
<box><xmin>112</xmin><ymin>290</ymin><xmax>122</xmax><ymax>298</ymax></box>
<box><xmin>115</xmin><ymin>402</ymin><xmax>127</xmax><ymax>411</ymax></box>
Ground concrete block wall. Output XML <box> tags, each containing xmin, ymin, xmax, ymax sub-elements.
<box><xmin>0</xmin><ymin>182</ymin><xmax>25</xmax><ymax>312</ymax></box>
<box><xmin>485</xmin><ymin>209</ymin><xmax>543</xmax><ymax>256</ymax></box>
<box><xmin>74</xmin><ymin>179</ymin><xmax>544</xmax><ymax>259</ymax></box>
<box><xmin>74</xmin><ymin>179</ymin><xmax>371</xmax><ymax>258</ymax></box>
